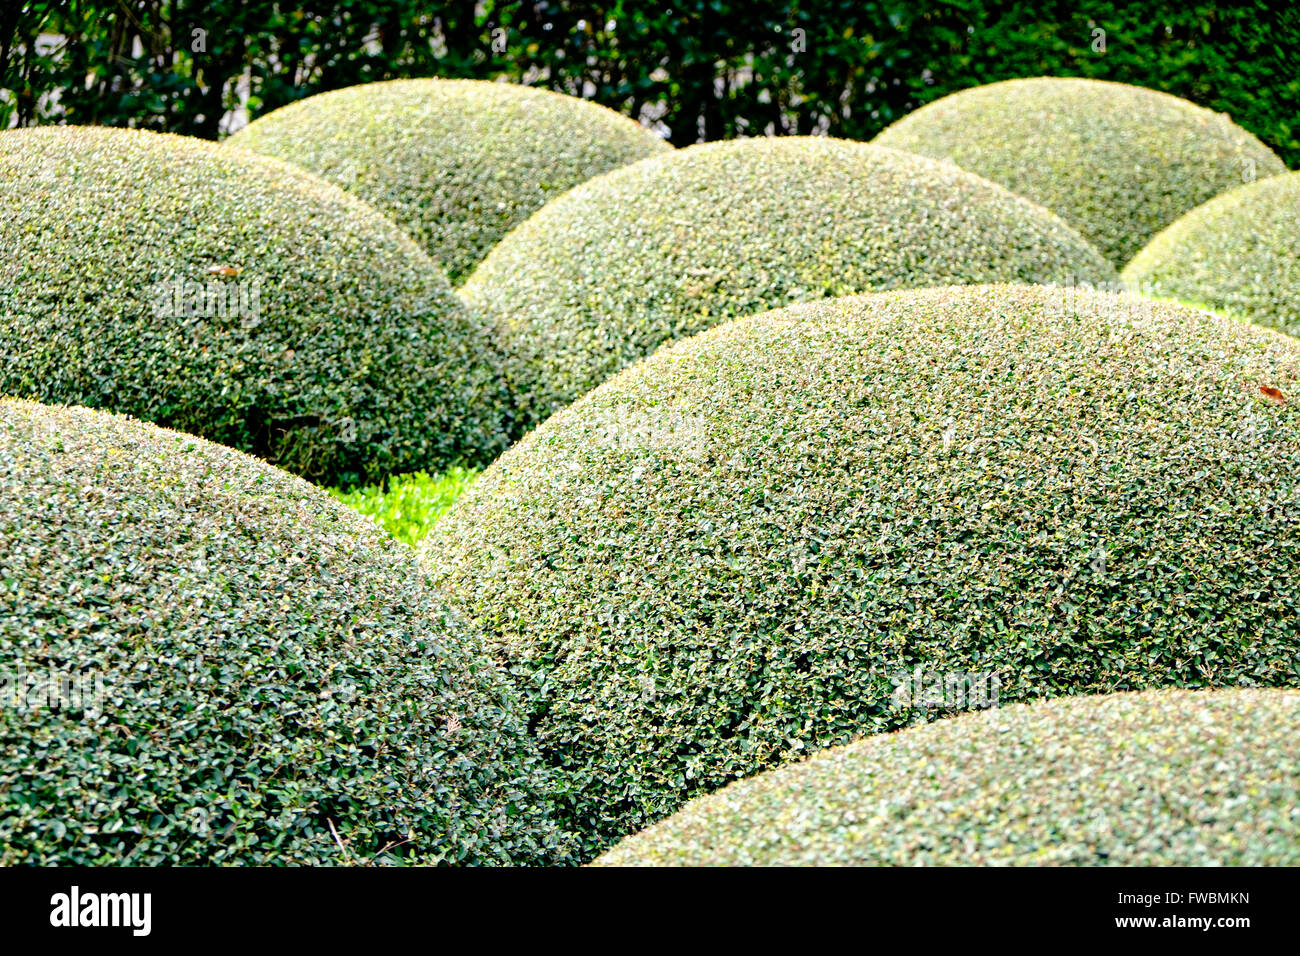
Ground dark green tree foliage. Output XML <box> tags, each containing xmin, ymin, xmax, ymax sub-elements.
<box><xmin>2</xmin><ymin>2</ymin><xmax>1296</xmax><ymax>166</ymax></box>
<box><xmin>0</xmin><ymin>1</ymin><xmax>497</xmax><ymax>137</ymax></box>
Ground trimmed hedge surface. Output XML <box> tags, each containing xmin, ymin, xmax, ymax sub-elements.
<box><xmin>228</xmin><ymin>78</ymin><xmax>670</xmax><ymax>283</ymax></box>
<box><xmin>1123</xmin><ymin>171</ymin><xmax>1300</xmax><ymax>337</ymax></box>
<box><xmin>0</xmin><ymin>399</ymin><xmax>567</xmax><ymax>865</ymax></box>
<box><xmin>421</xmin><ymin>284</ymin><xmax>1300</xmax><ymax>858</ymax></box>
<box><xmin>460</xmin><ymin>136</ymin><xmax>1117</xmax><ymax>427</ymax></box>
<box><xmin>595</xmin><ymin>688</ymin><xmax>1300</xmax><ymax>866</ymax></box>
<box><xmin>873</xmin><ymin>77</ymin><xmax>1287</xmax><ymax>267</ymax></box>
<box><xmin>0</xmin><ymin>126</ymin><xmax>511</xmax><ymax>488</ymax></box>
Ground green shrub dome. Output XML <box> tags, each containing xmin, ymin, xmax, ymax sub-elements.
<box><xmin>421</xmin><ymin>283</ymin><xmax>1300</xmax><ymax>858</ymax></box>
<box><xmin>0</xmin><ymin>399</ymin><xmax>566</xmax><ymax>865</ymax></box>
<box><xmin>0</xmin><ymin>126</ymin><xmax>511</xmax><ymax>488</ymax></box>
<box><xmin>228</xmin><ymin>78</ymin><xmax>670</xmax><ymax>283</ymax></box>
<box><xmin>873</xmin><ymin>77</ymin><xmax>1287</xmax><ymax>267</ymax></box>
<box><xmin>461</xmin><ymin>136</ymin><xmax>1117</xmax><ymax>427</ymax></box>
<box><xmin>1123</xmin><ymin>171</ymin><xmax>1300</xmax><ymax>337</ymax></box>
<box><xmin>595</xmin><ymin>688</ymin><xmax>1300</xmax><ymax>866</ymax></box>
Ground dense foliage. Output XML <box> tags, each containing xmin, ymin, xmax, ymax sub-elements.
<box><xmin>0</xmin><ymin>126</ymin><xmax>511</xmax><ymax>487</ymax></box>
<box><xmin>463</xmin><ymin>137</ymin><xmax>1115</xmax><ymax>426</ymax></box>
<box><xmin>1123</xmin><ymin>171</ymin><xmax>1300</xmax><ymax>337</ymax></box>
<box><xmin>230</xmin><ymin>79</ymin><xmax>668</xmax><ymax>282</ymax></box>
<box><xmin>596</xmin><ymin>689</ymin><xmax>1300</xmax><ymax>865</ymax></box>
<box><xmin>0</xmin><ymin>399</ymin><xmax>567</xmax><ymax>866</ymax></box>
<box><xmin>5</xmin><ymin>0</ymin><xmax>1298</xmax><ymax>873</ymax></box>
<box><xmin>2</xmin><ymin>2</ymin><xmax>1295</xmax><ymax>166</ymax></box>
<box><xmin>422</xmin><ymin>284</ymin><xmax>1300</xmax><ymax>858</ymax></box>
<box><xmin>873</xmin><ymin>77</ymin><xmax>1285</xmax><ymax>266</ymax></box>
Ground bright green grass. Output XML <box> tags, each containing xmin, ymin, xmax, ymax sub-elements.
<box><xmin>329</xmin><ymin>467</ymin><xmax>478</xmax><ymax>546</ymax></box>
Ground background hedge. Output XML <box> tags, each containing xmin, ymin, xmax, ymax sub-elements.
<box><xmin>0</xmin><ymin>399</ymin><xmax>567</xmax><ymax>866</ymax></box>
<box><xmin>462</xmin><ymin>137</ymin><xmax>1116</xmax><ymax>427</ymax></box>
<box><xmin>422</xmin><ymin>284</ymin><xmax>1300</xmax><ymax>858</ymax></box>
<box><xmin>229</xmin><ymin>78</ymin><xmax>669</xmax><ymax>283</ymax></box>
<box><xmin>0</xmin><ymin>125</ymin><xmax>511</xmax><ymax>488</ymax></box>
<box><xmin>4</xmin><ymin>2</ymin><xmax>1296</xmax><ymax>167</ymax></box>
<box><xmin>596</xmin><ymin>688</ymin><xmax>1300</xmax><ymax>866</ymax></box>
<box><xmin>1123</xmin><ymin>171</ymin><xmax>1300</xmax><ymax>338</ymax></box>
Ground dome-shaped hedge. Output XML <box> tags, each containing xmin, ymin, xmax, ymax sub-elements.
<box><xmin>228</xmin><ymin>79</ymin><xmax>670</xmax><ymax>283</ymax></box>
<box><xmin>873</xmin><ymin>77</ymin><xmax>1287</xmax><ymax>267</ymax></box>
<box><xmin>462</xmin><ymin>137</ymin><xmax>1116</xmax><ymax>427</ymax></box>
<box><xmin>0</xmin><ymin>399</ymin><xmax>567</xmax><ymax>865</ymax></box>
<box><xmin>421</xmin><ymin>284</ymin><xmax>1300</xmax><ymax>858</ymax></box>
<box><xmin>1123</xmin><ymin>172</ymin><xmax>1300</xmax><ymax>337</ymax></box>
<box><xmin>0</xmin><ymin>126</ymin><xmax>510</xmax><ymax>488</ymax></box>
<box><xmin>595</xmin><ymin>688</ymin><xmax>1300</xmax><ymax>866</ymax></box>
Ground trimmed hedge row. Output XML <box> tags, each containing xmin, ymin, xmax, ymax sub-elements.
<box><xmin>596</xmin><ymin>688</ymin><xmax>1300</xmax><ymax>866</ymax></box>
<box><xmin>228</xmin><ymin>78</ymin><xmax>670</xmax><ymax>283</ymax></box>
<box><xmin>1123</xmin><ymin>171</ymin><xmax>1300</xmax><ymax>338</ymax></box>
<box><xmin>0</xmin><ymin>126</ymin><xmax>511</xmax><ymax>488</ymax></box>
<box><xmin>421</xmin><ymin>284</ymin><xmax>1300</xmax><ymax>858</ymax></box>
<box><xmin>0</xmin><ymin>399</ymin><xmax>568</xmax><ymax>866</ymax></box>
<box><xmin>462</xmin><ymin>136</ymin><xmax>1117</xmax><ymax>428</ymax></box>
<box><xmin>873</xmin><ymin>77</ymin><xmax>1287</xmax><ymax>267</ymax></box>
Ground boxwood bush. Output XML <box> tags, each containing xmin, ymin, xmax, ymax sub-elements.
<box><xmin>0</xmin><ymin>126</ymin><xmax>511</xmax><ymax>488</ymax></box>
<box><xmin>421</xmin><ymin>284</ymin><xmax>1300</xmax><ymax>858</ymax></box>
<box><xmin>228</xmin><ymin>78</ymin><xmax>670</xmax><ymax>283</ymax></box>
<box><xmin>873</xmin><ymin>77</ymin><xmax>1287</xmax><ymax>267</ymax></box>
<box><xmin>595</xmin><ymin>688</ymin><xmax>1300</xmax><ymax>866</ymax></box>
<box><xmin>1123</xmin><ymin>171</ymin><xmax>1299</xmax><ymax>337</ymax></box>
<box><xmin>461</xmin><ymin>137</ymin><xmax>1116</xmax><ymax>428</ymax></box>
<box><xmin>0</xmin><ymin>399</ymin><xmax>567</xmax><ymax>866</ymax></box>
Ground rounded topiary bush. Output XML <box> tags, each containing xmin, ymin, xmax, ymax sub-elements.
<box><xmin>595</xmin><ymin>688</ymin><xmax>1300</xmax><ymax>866</ymax></box>
<box><xmin>0</xmin><ymin>126</ymin><xmax>511</xmax><ymax>488</ymax></box>
<box><xmin>460</xmin><ymin>136</ymin><xmax>1117</xmax><ymax>426</ymax></box>
<box><xmin>228</xmin><ymin>78</ymin><xmax>670</xmax><ymax>283</ymax></box>
<box><xmin>421</xmin><ymin>283</ymin><xmax>1300</xmax><ymax>858</ymax></box>
<box><xmin>0</xmin><ymin>399</ymin><xmax>567</xmax><ymax>865</ymax></box>
<box><xmin>873</xmin><ymin>77</ymin><xmax>1287</xmax><ymax>267</ymax></box>
<box><xmin>1123</xmin><ymin>171</ymin><xmax>1300</xmax><ymax>337</ymax></box>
